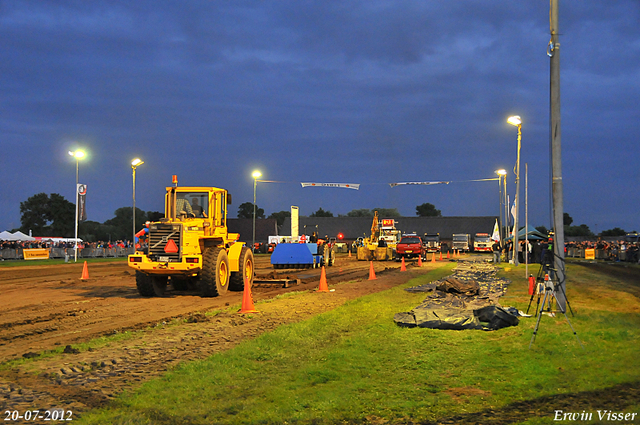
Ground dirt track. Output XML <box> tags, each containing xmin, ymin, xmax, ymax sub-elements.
<box><xmin>1</xmin><ymin>254</ymin><xmax>444</xmax><ymax>418</ymax></box>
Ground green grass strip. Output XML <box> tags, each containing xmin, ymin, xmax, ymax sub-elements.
<box><xmin>78</xmin><ymin>263</ymin><xmax>640</xmax><ymax>424</ymax></box>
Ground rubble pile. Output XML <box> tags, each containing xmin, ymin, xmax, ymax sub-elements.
<box><xmin>394</xmin><ymin>259</ymin><xmax>519</xmax><ymax>330</ymax></box>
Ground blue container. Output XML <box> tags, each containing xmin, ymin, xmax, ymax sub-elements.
<box><xmin>270</xmin><ymin>243</ymin><xmax>322</xmax><ymax>268</ymax></box>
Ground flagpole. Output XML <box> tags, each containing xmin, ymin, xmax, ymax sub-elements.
<box><xmin>74</xmin><ymin>165</ymin><xmax>79</xmax><ymax>263</ymax></box>
<box><xmin>525</xmin><ymin>163</ymin><xmax>529</xmax><ymax>278</ymax></box>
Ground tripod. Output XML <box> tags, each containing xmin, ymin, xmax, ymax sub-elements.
<box><xmin>526</xmin><ymin>261</ymin><xmax>574</xmax><ymax>317</ymax></box>
<box><xmin>529</xmin><ymin>273</ymin><xmax>584</xmax><ymax>349</ymax></box>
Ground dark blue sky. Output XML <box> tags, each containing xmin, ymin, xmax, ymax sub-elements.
<box><xmin>2</xmin><ymin>1</ymin><xmax>639</xmax><ymax>235</ymax></box>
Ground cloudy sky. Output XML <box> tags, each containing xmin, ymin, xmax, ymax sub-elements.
<box><xmin>1</xmin><ymin>1</ymin><xmax>638</xmax><ymax>235</ymax></box>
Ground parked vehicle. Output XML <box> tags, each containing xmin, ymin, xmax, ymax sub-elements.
<box><xmin>423</xmin><ymin>233</ymin><xmax>441</xmax><ymax>252</ymax></box>
<box><xmin>452</xmin><ymin>234</ymin><xmax>472</xmax><ymax>252</ymax></box>
<box><xmin>473</xmin><ymin>233</ymin><xmax>492</xmax><ymax>252</ymax></box>
<box><xmin>395</xmin><ymin>235</ymin><xmax>426</xmax><ymax>261</ymax></box>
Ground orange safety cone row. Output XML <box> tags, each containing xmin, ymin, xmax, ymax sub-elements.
<box><xmin>400</xmin><ymin>257</ymin><xmax>406</xmax><ymax>272</ymax></box>
<box><xmin>318</xmin><ymin>266</ymin><xmax>329</xmax><ymax>292</ymax></box>
<box><xmin>238</xmin><ymin>278</ymin><xmax>259</xmax><ymax>314</ymax></box>
<box><xmin>368</xmin><ymin>261</ymin><xmax>377</xmax><ymax>280</ymax></box>
<box><xmin>81</xmin><ymin>261</ymin><xmax>89</xmax><ymax>279</ymax></box>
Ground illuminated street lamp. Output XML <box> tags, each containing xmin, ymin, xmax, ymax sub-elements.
<box><xmin>507</xmin><ymin>115</ymin><xmax>522</xmax><ymax>266</ymax></box>
<box><xmin>131</xmin><ymin>158</ymin><xmax>144</xmax><ymax>249</ymax></box>
<box><xmin>495</xmin><ymin>169</ymin><xmax>507</xmax><ymax>244</ymax></box>
<box><xmin>68</xmin><ymin>149</ymin><xmax>86</xmax><ymax>262</ymax></box>
<box><xmin>252</xmin><ymin>170</ymin><xmax>262</xmax><ymax>253</ymax></box>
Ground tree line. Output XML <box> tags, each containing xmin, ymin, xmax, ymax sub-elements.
<box><xmin>17</xmin><ymin>193</ymin><xmax>161</xmax><ymax>242</ymax></box>
<box><xmin>236</xmin><ymin>202</ymin><xmax>443</xmax><ymax>227</ymax></box>
<box><xmin>14</xmin><ymin>193</ymin><xmax>632</xmax><ymax>242</ymax></box>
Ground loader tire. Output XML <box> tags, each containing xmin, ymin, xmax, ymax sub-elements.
<box><xmin>152</xmin><ymin>276</ymin><xmax>168</xmax><ymax>297</ymax></box>
<box><xmin>136</xmin><ymin>271</ymin><xmax>155</xmax><ymax>297</ymax></box>
<box><xmin>230</xmin><ymin>247</ymin><xmax>254</xmax><ymax>291</ymax></box>
<box><xmin>199</xmin><ymin>247</ymin><xmax>230</xmax><ymax>297</ymax></box>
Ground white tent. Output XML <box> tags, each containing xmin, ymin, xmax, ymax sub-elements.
<box><xmin>1</xmin><ymin>231</ymin><xmax>35</xmax><ymax>241</ymax></box>
<box><xmin>0</xmin><ymin>230</ymin><xmax>15</xmax><ymax>240</ymax></box>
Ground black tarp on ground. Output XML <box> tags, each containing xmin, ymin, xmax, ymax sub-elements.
<box><xmin>394</xmin><ymin>260</ymin><xmax>519</xmax><ymax>331</ymax></box>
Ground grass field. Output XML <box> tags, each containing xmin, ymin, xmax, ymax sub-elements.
<box><xmin>76</xmin><ymin>261</ymin><xmax>640</xmax><ymax>424</ymax></box>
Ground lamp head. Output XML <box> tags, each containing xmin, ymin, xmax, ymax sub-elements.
<box><xmin>507</xmin><ymin>116</ymin><xmax>522</xmax><ymax>126</ymax></box>
<box><xmin>252</xmin><ymin>170</ymin><xmax>262</xmax><ymax>179</ymax></box>
<box><xmin>68</xmin><ymin>150</ymin><xmax>85</xmax><ymax>159</ymax></box>
<box><xmin>495</xmin><ymin>169</ymin><xmax>507</xmax><ymax>176</ymax></box>
<box><xmin>131</xmin><ymin>158</ymin><xmax>144</xmax><ymax>168</ymax></box>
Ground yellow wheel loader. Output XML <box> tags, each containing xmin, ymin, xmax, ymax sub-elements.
<box><xmin>128</xmin><ymin>179</ymin><xmax>253</xmax><ymax>297</ymax></box>
<box><xmin>355</xmin><ymin>212</ymin><xmax>398</xmax><ymax>261</ymax></box>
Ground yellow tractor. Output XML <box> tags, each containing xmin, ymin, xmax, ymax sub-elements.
<box><xmin>128</xmin><ymin>179</ymin><xmax>253</xmax><ymax>297</ymax></box>
<box><xmin>355</xmin><ymin>212</ymin><xmax>398</xmax><ymax>261</ymax></box>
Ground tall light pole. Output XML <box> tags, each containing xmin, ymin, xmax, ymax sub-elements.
<box><xmin>252</xmin><ymin>170</ymin><xmax>262</xmax><ymax>253</ymax></box>
<box><xmin>495</xmin><ymin>169</ymin><xmax>507</xmax><ymax>243</ymax></box>
<box><xmin>550</xmin><ymin>0</ymin><xmax>566</xmax><ymax>311</ymax></box>
<box><xmin>68</xmin><ymin>149</ymin><xmax>85</xmax><ymax>262</ymax></box>
<box><xmin>507</xmin><ymin>115</ymin><xmax>522</xmax><ymax>266</ymax></box>
<box><xmin>131</xmin><ymin>158</ymin><xmax>144</xmax><ymax>250</ymax></box>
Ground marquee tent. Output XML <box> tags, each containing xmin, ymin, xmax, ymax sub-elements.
<box><xmin>506</xmin><ymin>225</ymin><xmax>547</xmax><ymax>241</ymax></box>
<box><xmin>0</xmin><ymin>231</ymin><xmax>36</xmax><ymax>241</ymax></box>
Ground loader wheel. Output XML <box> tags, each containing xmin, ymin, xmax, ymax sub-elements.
<box><xmin>136</xmin><ymin>271</ymin><xmax>155</xmax><ymax>297</ymax></box>
<box><xmin>199</xmin><ymin>247</ymin><xmax>230</xmax><ymax>297</ymax></box>
<box><xmin>230</xmin><ymin>247</ymin><xmax>254</xmax><ymax>291</ymax></box>
<box><xmin>152</xmin><ymin>276</ymin><xmax>168</xmax><ymax>297</ymax></box>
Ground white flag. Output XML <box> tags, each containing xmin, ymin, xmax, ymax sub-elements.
<box><xmin>491</xmin><ymin>219</ymin><xmax>500</xmax><ymax>242</ymax></box>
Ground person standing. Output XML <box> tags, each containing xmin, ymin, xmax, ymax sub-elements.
<box><xmin>492</xmin><ymin>240</ymin><xmax>501</xmax><ymax>264</ymax></box>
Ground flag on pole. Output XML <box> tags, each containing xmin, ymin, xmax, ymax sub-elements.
<box><xmin>491</xmin><ymin>219</ymin><xmax>500</xmax><ymax>242</ymax></box>
<box><xmin>77</xmin><ymin>184</ymin><xmax>87</xmax><ymax>222</ymax></box>
<box><xmin>510</xmin><ymin>198</ymin><xmax>516</xmax><ymax>236</ymax></box>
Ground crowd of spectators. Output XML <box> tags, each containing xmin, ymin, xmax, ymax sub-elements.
<box><xmin>0</xmin><ymin>239</ymin><xmax>133</xmax><ymax>250</ymax></box>
<box><xmin>1</xmin><ymin>238</ymin><xmax>135</xmax><ymax>260</ymax></box>
<box><xmin>492</xmin><ymin>238</ymin><xmax>639</xmax><ymax>265</ymax></box>
<box><xmin>565</xmin><ymin>240</ymin><xmax>639</xmax><ymax>263</ymax></box>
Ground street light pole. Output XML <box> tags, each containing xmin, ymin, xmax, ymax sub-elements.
<box><xmin>68</xmin><ymin>150</ymin><xmax>85</xmax><ymax>262</ymax></box>
<box><xmin>252</xmin><ymin>170</ymin><xmax>262</xmax><ymax>253</ymax></box>
<box><xmin>508</xmin><ymin>116</ymin><xmax>522</xmax><ymax>266</ymax></box>
<box><xmin>495</xmin><ymin>169</ymin><xmax>507</xmax><ymax>243</ymax></box>
<box><xmin>131</xmin><ymin>159</ymin><xmax>144</xmax><ymax>250</ymax></box>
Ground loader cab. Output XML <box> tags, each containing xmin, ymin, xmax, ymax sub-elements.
<box><xmin>165</xmin><ymin>187</ymin><xmax>230</xmax><ymax>227</ymax></box>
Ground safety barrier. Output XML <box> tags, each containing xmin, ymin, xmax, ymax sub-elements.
<box><xmin>1</xmin><ymin>247</ymin><xmax>135</xmax><ymax>261</ymax></box>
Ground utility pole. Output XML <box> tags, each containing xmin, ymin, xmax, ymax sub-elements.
<box><xmin>550</xmin><ymin>0</ymin><xmax>567</xmax><ymax>310</ymax></box>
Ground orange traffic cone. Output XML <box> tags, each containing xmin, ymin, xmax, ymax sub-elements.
<box><xmin>446</xmin><ymin>251</ymin><xmax>450</xmax><ymax>259</ymax></box>
<box><xmin>439</xmin><ymin>251</ymin><xmax>443</xmax><ymax>261</ymax></box>
<box><xmin>81</xmin><ymin>261</ymin><xmax>89</xmax><ymax>279</ymax></box>
<box><xmin>431</xmin><ymin>252</ymin><xmax>436</xmax><ymax>263</ymax></box>
<box><xmin>318</xmin><ymin>266</ymin><xmax>329</xmax><ymax>292</ymax></box>
<box><xmin>348</xmin><ymin>249</ymin><xmax>352</xmax><ymax>258</ymax></box>
<box><xmin>417</xmin><ymin>255</ymin><xmax>423</xmax><ymax>267</ymax></box>
<box><xmin>368</xmin><ymin>261</ymin><xmax>377</xmax><ymax>280</ymax></box>
<box><xmin>400</xmin><ymin>257</ymin><xmax>406</xmax><ymax>272</ymax></box>
<box><xmin>238</xmin><ymin>278</ymin><xmax>259</xmax><ymax>314</ymax></box>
